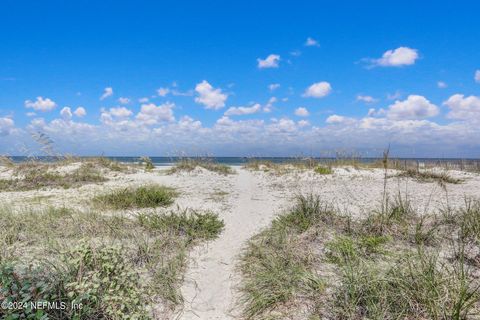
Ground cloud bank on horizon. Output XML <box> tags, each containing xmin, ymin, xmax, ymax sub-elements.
<box><xmin>1</xmin><ymin>1</ymin><xmax>479</xmax><ymax>157</ymax></box>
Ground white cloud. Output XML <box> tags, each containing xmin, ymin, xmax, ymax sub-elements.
<box><xmin>437</xmin><ymin>81</ymin><xmax>448</xmax><ymax>89</ymax></box>
<box><xmin>100</xmin><ymin>87</ymin><xmax>113</xmax><ymax>100</ymax></box>
<box><xmin>303</xmin><ymin>82</ymin><xmax>332</xmax><ymax>98</ymax></box>
<box><xmin>26</xmin><ymin>112</ymin><xmax>36</xmax><ymax>117</ymax></box>
<box><xmin>268</xmin><ymin>118</ymin><xmax>297</xmax><ymax>133</ymax></box>
<box><xmin>25</xmin><ymin>97</ymin><xmax>57</xmax><ymax>112</ymax></box>
<box><xmin>305</xmin><ymin>37</ymin><xmax>319</xmax><ymax>47</ymax></box>
<box><xmin>475</xmin><ymin>70</ymin><xmax>480</xmax><ymax>83</ymax></box>
<box><xmin>177</xmin><ymin>116</ymin><xmax>202</xmax><ymax>131</ymax></box>
<box><xmin>326</xmin><ymin>115</ymin><xmax>348</xmax><ymax>124</ymax></box>
<box><xmin>157</xmin><ymin>87</ymin><xmax>170</xmax><ymax>97</ymax></box>
<box><xmin>74</xmin><ymin>107</ymin><xmax>86</xmax><ymax>117</ymax></box>
<box><xmin>386</xmin><ymin>95</ymin><xmax>439</xmax><ymax>120</ymax></box>
<box><xmin>263</xmin><ymin>97</ymin><xmax>277</xmax><ymax>113</ymax></box>
<box><xmin>269</xmin><ymin>83</ymin><xmax>280</xmax><ymax>91</ymax></box>
<box><xmin>194</xmin><ymin>80</ymin><xmax>228</xmax><ymax>110</ymax></box>
<box><xmin>118</xmin><ymin>97</ymin><xmax>130</xmax><ymax>104</ymax></box>
<box><xmin>109</xmin><ymin>107</ymin><xmax>133</xmax><ymax>118</ymax></box>
<box><xmin>294</xmin><ymin>107</ymin><xmax>309</xmax><ymax>117</ymax></box>
<box><xmin>356</xmin><ymin>95</ymin><xmax>378</xmax><ymax>103</ymax></box>
<box><xmin>371</xmin><ymin>47</ymin><xmax>419</xmax><ymax>67</ymax></box>
<box><xmin>138</xmin><ymin>97</ymin><xmax>149</xmax><ymax>103</ymax></box>
<box><xmin>225</xmin><ymin>103</ymin><xmax>261</xmax><ymax>116</ymax></box>
<box><xmin>0</xmin><ymin>117</ymin><xmax>14</xmax><ymax>136</ymax></box>
<box><xmin>444</xmin><ymin>94</ymin><xmax>480</xmax><ymax>121</ymax></box>
<box><xmin>257</xmin><ymin>54</ymin><xmax>280</xmax><ymax>69</ymax></box>
<box><xmin>298</xmin><ymin>120</ymin><xmax>310</xmax><ymax>127</ymax></box>
<box><xmin>60</xmin><ymin>107</ymin><xmax>73</xmax><ymax>120</ymax></box>
<box><xmin>136</xmin><ymin>102</ymin><xmax>175</xmax><ymax>125</ymax></box>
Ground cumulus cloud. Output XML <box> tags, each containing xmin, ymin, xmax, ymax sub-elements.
<box><xmin>370</xmin><ymin>47</ymin><xmax>419</xmax><ymax>67</ymax></box>
<box><xmin>194</xmin><ymin>80</ymin><xmax>228</xmax><ymax>110</ymax></box>
<box><xmin>25</xmin><ymin>97</ymin><xmax>57</xmax><ymax>112</ymax></box>
<box><xmin>437</xmin><ymin>81</ymin><xmax>448</xmax><ymax>89</ymax></box>
<box><xmin>100</xmin><ymin>87</ymin><xmax>113</xmax><ymax>100</ymax></box>
<box><xmin>257</xmin><ymin>54</ymin><xmax>280</xmax><ymax>69</ymax></box>
<box><xmin>385</xmin><ymin>95</ymin><xmax>439</xmax><ymax>120</ymax></box>
<box><xmin>444</xmin><ymin>94</ymin><xmax>480</xmax><ymax>121</ymax></box>
<box><xmin>0</xmin><ymin>117</ymin><xmax>14</xmax><ymax>136</ymax></box>
<box><xmin>109</xmin><ymin>107</ymin><xmax>133</xmax><ymax>118</ymax></box>
<box><xmin>60</xmin><ymin>107</ymin><xmax>73</xmax><ymax>120</ymax></box>
<box><xmin>298</xmin><ymin>120</ymin><xmax>310</xmax><ymax>127</ymax></box>
<box><xmin>475</xmin><ymin>70</ymin><xmax>480</xmax><ymax>83</ymax></box>
<box><xmin>305</xmin><ymin>37</ymin><xmax>319</xmax><ymax>47</ymax></box>
<box><xmin>303</xmin><ymin>82</ymin><xmax>332</xmax><ymax>98</ymax></box>
<box><xmin>294</xmin><ymin>107</ymin><xmax>309</xmax><ymax>117</ymax></box>
<box><xmin>139</xmin><ymin>97</ymin><xmax>149</xmax><ymax>103</ymax></box>
<box><xmin>118</xmin><ymin>97</ymin><xmax>130</xmax><ymax>104</ymax></box>
<box><xmin>269</xmin><ymin>83</ymin><xmax>280</xmax><ymax>91</ymax></box>
<box><xmin>356</xmin><ymin>95</ymin><xmax>378</xmax><ymax>103</ymax></box>
<box><xmin>225</xmin><ymin>103</ymin><xmax>261</xmax><ymax>116</ymax></box>
<box><xmin>136</xmin><ymin>103</ymin><xmax>175</xmax><ymax>125</ymax></box>
<box><xmin>326</xmin><ymin>115</ymin><xmax>352</xmax><ymax>124</ymax></box>
<box><xmin>74</xmin><ymin>107</ymin><xmax>87</xmax><ymax>117</ymax></box>
<box><xmin>268</xmin><ymin>118</ymin><xmax>297</xmax><ymax>133</ymax></box>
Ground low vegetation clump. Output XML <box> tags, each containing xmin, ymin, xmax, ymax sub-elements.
<box><xmin>0</xmin><ymin>205</ymin><xmax>224</xmax><ymax>318</ymax></box>
<box><xmin>397</xmin><ymin>168</ymin><xmax>462</xmax><ymax>185</ymax></box>
<box><xmin>140</xmin><ymin>156</ymin><xmax>155</xmax><ymax>171</ymax></box>
<box><xmin>169</xmin><ymin>158</ymin><xmax>234</xmax><ymax>175</ymax></box>
<box><xmin>138</xmin><ymin>209</ymin><xmax>225</xmax><ymax>241</ymax></box>
<box><xmin>238</xmin><ymin>195</ymin><xmax>329</xmax><ymax>319</ymax></box>
<box><xmin>93</xmin><ymin>184</ymin><xmax>177</xmax><ymax>209</ymax></box>
<box><xmin>0</xmin><ymin>162</ymin><xmax>107</xmax><ymax>191</ymax></box>
<box><xmin>314</xmin><ymin>165</ymin><xmax>332</xmax><ymax>175</ymax></box>
<box><xmin>245</xmin><ymin>159</ymin><xmax>333</xmax><ymax>175</ymax></box>
<box><xmin>238</xmin><ymin>193</ymin><xmax>480</xmax><ymax>319</ymax></box>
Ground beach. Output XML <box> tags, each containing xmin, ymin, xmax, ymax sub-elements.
<box><xmin>1</xmin><ymin>160</ymin><xmax>479</xmax><ymax>319</ymax></box>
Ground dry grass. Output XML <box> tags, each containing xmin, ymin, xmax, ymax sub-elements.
<box><xmin>0</xmin><ymin>162</ymin><xmax>107</xmax><ymax>191</ymax></box>
<box><xmin>169</xmin><ymin>158</ymin><xmax>234</xmax><ymax>175</ymax></box>
<box><xmin>397</xmin><ymin>169</ymin><xmax>462</xmax><ymax>185</ymax></box>
<box><xmin>0</xmin><ymin>157</ymin><xmax>135</xmax><ymax>192</ymax></box>
<box><xmin>244</xmin><ymin>159</ymin><xmax>330</xmax><ymax>175</ymax></box>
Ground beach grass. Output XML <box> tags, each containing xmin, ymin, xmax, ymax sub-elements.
<box><xmin>0</xmin><ymin>162</ymin><xmax>107</xmax><ymax>191</ymax></box>
<box><xmin>0</xmin><ymin>205</ymin><xmax>224</xmax><ymax>319</ymax></box>
<box><xmin>238</xmin><ymin>194</ymin><xmax>480</xmax><ymax>319</ymax></box>
<box><xmin>168</xmin><ymin>158</ymin><xmax>234</xmax><ymax>175</ymax></box>
<box><xmin>397</xmin><ymin>168</ymin><xmax>462</xmax><ymax>185</ymax></box>
<box><xmin>93</xmin><ymin>184</ymin><xmax>178</xmax><ymax>209</ymax></box>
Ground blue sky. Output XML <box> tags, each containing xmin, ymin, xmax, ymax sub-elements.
<box><xmin>1</xmin><ymin>1</ymin><xmax>480</xmax><ymax>157</ymax></box>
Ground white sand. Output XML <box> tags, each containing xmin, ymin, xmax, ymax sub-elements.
<box><xmin>1</xmin><ymin>164</ymin><xmax>479</xmax><ymax>319</ymax></box>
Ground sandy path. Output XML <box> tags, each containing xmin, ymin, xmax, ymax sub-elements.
<box><xmin>176</xmin><ymin>168</ymin><xmax>284</xmax><ymax>319</ymax></box>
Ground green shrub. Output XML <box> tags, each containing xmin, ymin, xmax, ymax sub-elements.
<box><xmin>0</xmin><ymin>243</ymin><xmax>148</xmax><ymax>319</ymax></box>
